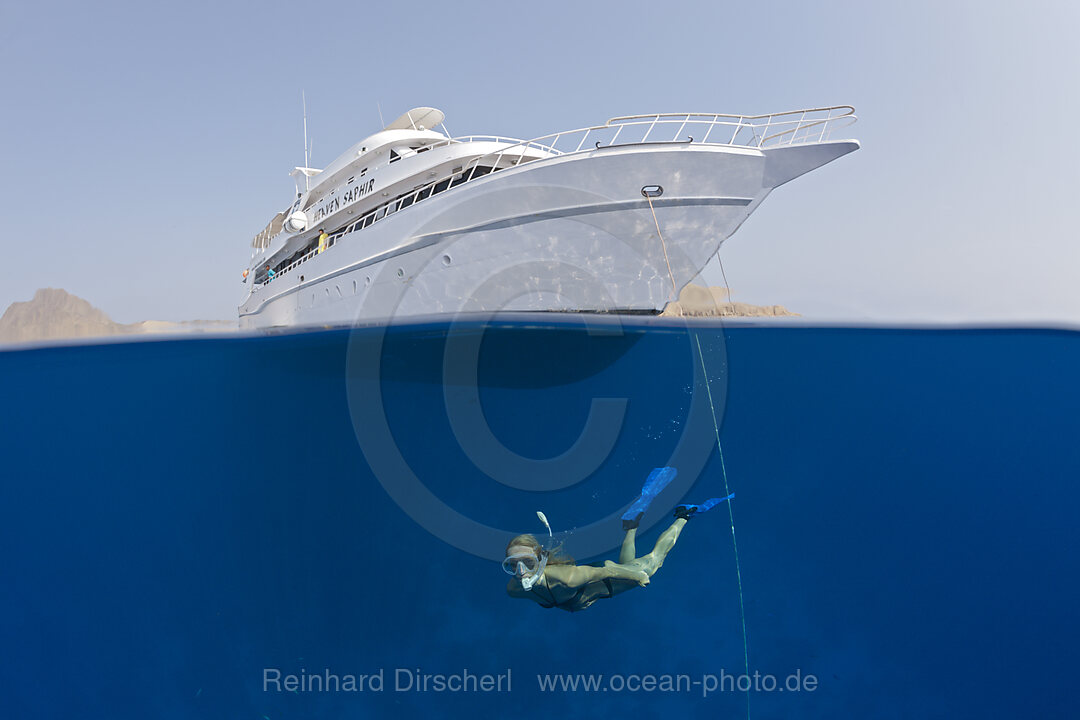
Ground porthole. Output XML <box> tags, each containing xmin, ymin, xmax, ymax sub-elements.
<box><xmin>352</xmin><ymin>280</ymin><xmax>357</xmax><ymax>294</ymax></box>
<box><xmin>335</xmin><ymin>285</ymin><xmax>342</xmax><ymax>297</ymax></box>
<box><xmin>325</xmin><ymin>288</ymin><xmax>330</xmax><ymax>296</ymax></box>
<box><xmin>397</xmin><ymin>268</ymin><xmax>404</xmax><ymax>278</ymax></box>
<box><xmin>442</xmin><ymin>254</ymin><xmax>452</xmax><ymax>266</ymax></box>
<box><xmin>365</xmin><ymin>276</ymin><xmax>371</xmax><ymax>286</ymax></box>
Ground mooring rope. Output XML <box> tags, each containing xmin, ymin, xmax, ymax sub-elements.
<box><xmin>645</xmin><ymin>194</ymin><xmax>679</xmax><ymax>303</ymax></box>
<box><xmin>645</xmin><ymin>195</ymin><xmax>751</xmax><ymax>718</ymax></box>
<box><xmin>716</xmin><ymin>250</ymin><xmax>733</xmax><ymax>306</ymax></box>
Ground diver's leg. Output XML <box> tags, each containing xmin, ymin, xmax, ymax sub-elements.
<box><xmin>619</xmin><ymin>528</ymin><xmax>637</xmax><ymax>565</ymax></box>
<box><xmin>621</xmin><ymin>467</ymin><xmax>677</xmax><ymax>532</ymax></box>
<box><xmin>636</xmin><ymin>518</ymin><xmax>687</xmax><ymax>576</ymax></box>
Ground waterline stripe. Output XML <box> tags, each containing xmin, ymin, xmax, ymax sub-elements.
<box><xmin>415</xmin><ymin>196</ymin><xmax>752</xmax><ymax>242</ymax></box>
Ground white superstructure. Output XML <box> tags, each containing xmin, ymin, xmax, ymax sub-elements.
<box><xmin>239</xmin><ymin>106</ymin><xmax>858</xmax><ymax>328</ymax></box>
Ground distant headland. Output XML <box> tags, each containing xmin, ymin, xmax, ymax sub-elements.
<box><xmin>0</xmin><ymin>286</ymin><xmax>796</xmax><ymax>345</ymax></box>
<box><xmin>0</xmin><ymin>289</ymin><xmax>236</xmax><ymax>345</ymax></box>
<box><xmin>661</xmin><ymin>285</ymin><xmax>798</xmax><ymax>318</ymax></box>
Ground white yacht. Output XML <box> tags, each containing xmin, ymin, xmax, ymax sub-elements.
<box><xmin>239</xmin><ymin>106</ymin><xmax>858</xmax><ymax>328</ymax></box>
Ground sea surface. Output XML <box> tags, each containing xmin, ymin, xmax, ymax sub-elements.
<box><xmin>1</xmin><ymin>316</ymin><xmax>1077</xmax><ymax>719</ymax></box>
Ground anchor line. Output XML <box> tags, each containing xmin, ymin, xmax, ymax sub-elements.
<box><xmin>645</xmin><ymin>194</ymin><xmax>679</xmax><ymax>303</ymax></box>
<box><xmin>646</xmin><ymin>194</ymin><xmax>751</xmax><ymax>719</ymax></box>
<box><xmin>695</xmin><ymin>333</ymin><xmax>751</xmax><ymax>720</ymax></box>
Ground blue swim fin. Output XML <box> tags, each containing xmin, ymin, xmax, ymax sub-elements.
<box><xmin>674</xmin><ymin>493</ymin><xmax>735</xmax><ymax>521</ymax></box>
<box><xmin>621</xmin><ymin>467</ymin><xmax>677</xmax><ymax>530</ymax></box>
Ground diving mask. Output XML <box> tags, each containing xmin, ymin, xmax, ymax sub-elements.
<box><xmin>502</xmin><ymin>550</ymin><xmax>548</xmax><ymax>591</ymax></box>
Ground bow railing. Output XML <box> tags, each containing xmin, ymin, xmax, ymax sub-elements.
<box><xmin>413</xmin><ymin>106</ymin><xmax>857</xmax><ymax>169</ymax></box>
<box><xmin>453</xmin><ymin>105</ymin><xmax>856</xmax><ymax>184</ymax></box>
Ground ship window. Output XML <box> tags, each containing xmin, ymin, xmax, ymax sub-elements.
<box><xmin>269</xmin><ymin>157</ymin><xmax>500</xmax><ymax>259</ymax></box>
<box><xmin>389</xmin><ymin>149</ymin><xmax>401</xmax><ymax>164</ymax></box>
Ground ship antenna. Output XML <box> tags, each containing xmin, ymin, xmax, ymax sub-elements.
<box><xmin>377</xmin><ymin>101</ymin><xmax>385</xmax><ymax>128</ymax></box>
<box><xmin>302</xmin><ymin>91</ymin><xmax>311</xmax><ymax>192</ymax></box>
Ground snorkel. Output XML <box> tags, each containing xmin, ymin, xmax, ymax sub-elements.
<box><xmin>521</xmin><ymin>511</ymin><xmax>553</xmax><ymax>590</ymax></box>
<box><xmin>519</xmin><ymin>553</ymin><xmax>547</xmax><ymax>591</ymax></box>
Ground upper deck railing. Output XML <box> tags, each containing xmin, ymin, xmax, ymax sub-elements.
<box><xmin>609</xmin><ymin>106</ymin><xmax>856</xmax><ymax>148</ymax></box>
<box><xmin>454</xmin><ymin>106</ymin><xmax>857</xmax><ymax>176</ymax></box>
<box><xmin>430</xmin><ymin>106</ymin><xmax>856</xmax><ymax>162</ymax></box>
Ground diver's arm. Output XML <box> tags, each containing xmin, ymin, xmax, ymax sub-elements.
<box><xmin>544</xmin><ymin>564</ymin><xmax>649</xmax><ymax>588</ymax></box>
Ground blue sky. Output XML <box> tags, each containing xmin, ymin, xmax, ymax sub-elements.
<box><xmin>2</xmin><ymin>0</ymin><xmax>1077</xmax><ymax>322</ymax></box>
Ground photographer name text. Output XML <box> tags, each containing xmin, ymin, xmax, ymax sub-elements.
<box><xmin>263</xmin><ymin>667</ymin><xmax>511</xmax><ymax>693</ymax></box>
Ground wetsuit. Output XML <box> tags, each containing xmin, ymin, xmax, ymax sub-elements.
<box><xmin>533</xmin><ymin>573</ymin><xmax>617</xmax><ymax>613</ymax></box>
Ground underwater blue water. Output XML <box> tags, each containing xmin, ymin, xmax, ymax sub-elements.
<box><xmin>1</xmin><ymin>318</ymin><xmax>1077</xmax><ymax>719</ymax></box>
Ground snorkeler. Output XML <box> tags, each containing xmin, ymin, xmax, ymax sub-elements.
<box><xmin>504</xmin><ymin>467</ymin><xmax>733</xmax><ymax>612</ymax></box>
